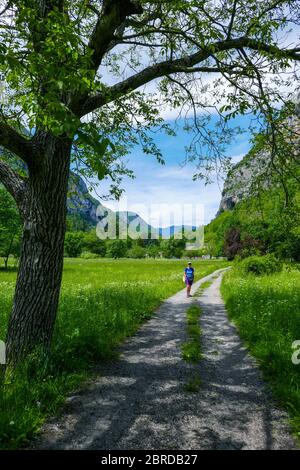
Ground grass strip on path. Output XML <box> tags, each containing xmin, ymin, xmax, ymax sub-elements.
<box><xmin>182</xmin><ymin>305</ymin><xmax>202</xmax><ymax>363</ymax></box>
<box><xmin>181</xmin><ymin>304</ymin><xmax>202</xmax><ymax>392</ymax></box>
<box><xmin>194</xmin><ymin>279</ymin><xmax>213</xmax><ymax>297</ymax></box>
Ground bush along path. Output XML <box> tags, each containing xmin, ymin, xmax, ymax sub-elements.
<box><xmin>31</xmin><ymin>269</ymin><xmax>297</xmax><ymax>450</ymax></box>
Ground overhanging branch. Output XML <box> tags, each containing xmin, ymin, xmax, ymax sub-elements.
<box><xmin>80</xmin><ymin>36</ymin><xmax>300</xmax><ymax>117</ymax></box>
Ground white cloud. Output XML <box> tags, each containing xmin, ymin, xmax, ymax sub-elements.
<box><xmin>102</xmin><ymin>178</ymin><xmax>222</xmax><ymax>226</ymax></box>
<box><xmin>230</xmin><ymin>153</ymin><xmax>244</xmax><ymax>164</ymax></box>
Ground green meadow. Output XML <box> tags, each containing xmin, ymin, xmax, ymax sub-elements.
<box><xmin>0</xmin><ymin>258</ymin><xmax>228</xmax><ymax>449</ymax></box>
<box><xmin>221</xmin><ymin>266</ymin><xmax>300</xmax><ymax>439</ymax></box>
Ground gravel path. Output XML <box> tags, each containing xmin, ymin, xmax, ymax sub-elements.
<box><xmin>32</xmin><ymin>268</ymin><xmax>297</xmax><ymax>450</ymax></box>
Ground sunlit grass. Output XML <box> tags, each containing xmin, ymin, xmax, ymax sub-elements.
<box><xmin>0</xmin><ymin>258</ymin><xmax>228</xmax><ymax>448</ymax></box>
<box><xmin>221</xmin><ymin>266</ymin><xmax>300</xmax><ymax>440</ymax></box>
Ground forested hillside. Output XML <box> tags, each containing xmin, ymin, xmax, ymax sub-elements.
<box><xmin>205</xmin><ymin>115</ymin><xmax>300</xmax><ymax>261</ymax></box>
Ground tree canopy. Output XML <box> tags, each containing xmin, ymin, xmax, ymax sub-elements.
<box><xmin>0</xmin><ymin>0</ymin><xmax>299</xmax><ymax>196</ymax></box>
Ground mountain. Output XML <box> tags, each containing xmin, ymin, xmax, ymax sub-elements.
<box><xmin>67</xmin><ymin>173</ymin><xmax>109</xmax><ymax>225</ymax></box>
<box><xmin>67</xmin><ymin>174</ymin><xmax>199</xmax><ymax>239</ymax></box>
<box><xmin>67</xmin><ymin>173</ymin><xmax>152</xmax><ymax>235</ymax></box>
<box><xmin>218</xmin><ymin>147</ymin><xmax>271</xmax><ymax>213</ymax></box>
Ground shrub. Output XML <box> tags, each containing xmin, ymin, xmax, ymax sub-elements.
<box><xmin>240</xmin><ymin>254</ymin><xmax>283</xmax><ymax>276</ymax></box>
<box><xmin>145</xmin><ymin>245</ymin><xmax>161</xmax><ymax>258</ymax></box>
<box><xmin>182</xmin><ymin>250</ymin><xmax>201</xmax><ymax>258</ymax></box>
<box><xmin>126</xmin><ymin>246</ymin><xmax>146</xmax><ymax>259</ymax></box>
<box><xmin>81</xmin><ymin>232</ymin><xmax>106</xmax><ymax>256</ymax></box>
<box><xmin>224</xmin><ymin>227</ymin><xmax>243</xmax><ymax>260</ymax></box>
<box><xmin>106</xmin><ymin>239</ymin><xmax>127</xmax><ymax>258</ymax></box>
<box><xmin>64</xmin><ymin>232</ymin><xmax>83</xmax><ymax>258</ymax></box>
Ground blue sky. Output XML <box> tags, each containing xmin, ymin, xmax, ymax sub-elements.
<box><xmin>96</xmin><ymin>113</ymin><xmax>254</xmax><ymax>226</ymax></box>
<box><xmin>91</xmin><ymin>24</ymin><xmax>299</xmax><ymax>228</ymax></box>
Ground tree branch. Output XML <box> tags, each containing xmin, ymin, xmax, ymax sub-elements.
<box><xmin>226</xmin><ymin>0</ymin><xmax>238</xmax><ymax>40</ymax></box>
<box><xmin>0</xmin><ymin>159</ymin><xmax>28</xmax><ymax>215</ymax></box>
<box><xmin>0</xmin><ymin>122</ymin><xmax>36</xmax><ymax>167</ymax></box>
<box><xmin>0</xmin><ymin>1</ymin><xmax>12</xmax><ymax>17</ymax></box>
<box><xmin>88</xmin><ymin>0</ymin><xmax>143</xmax><ymax>70</ymax></box>
<box><xmin>80</xmin><ymin>36</ymin><xmax>300</xmax><ymax>116</ymax></box>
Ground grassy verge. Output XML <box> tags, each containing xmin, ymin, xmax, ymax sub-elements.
<box><xmin>221</xmin><ymin>266</ymin><xmax>300</xmax><ymax>440</ymax></box>
<box><xmin>182</xmin><ymin>304</ymin><xmax>202</xmax><ymax>392</ymax></box>
<box><xmin>0</xmin><ymin>258</ymin><xmax>228</xmax><ymax>448</ymax></box>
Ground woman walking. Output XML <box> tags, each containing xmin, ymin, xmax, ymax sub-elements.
<box><xmin>184</xmin><ymin>261</ymin><xmax>194</xmax><ymax>297</ymax></box>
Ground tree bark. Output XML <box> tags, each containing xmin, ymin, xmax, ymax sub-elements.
<box><xmin>5</xmin><ymin>133</ymin><xmax>72</xmax><ymax>365</ymax></box>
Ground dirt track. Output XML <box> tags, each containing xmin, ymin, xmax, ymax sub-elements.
<box><xmin>32</xmin><ymin>269</ymin><xmax>297</xmax><ymax>450</ymax></box>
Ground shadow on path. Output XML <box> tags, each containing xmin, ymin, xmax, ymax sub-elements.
<box><xmin>32</xmin><ymin>270</ymin><xmax>297</xmax><ymax>450</ymax></box>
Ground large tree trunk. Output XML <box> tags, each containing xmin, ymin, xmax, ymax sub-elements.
<box><xmin>6</xmin><ymin>133</ymin><xmax>72</xmax><ymax>365</ymax></box>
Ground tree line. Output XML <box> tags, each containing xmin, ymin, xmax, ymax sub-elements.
<box><xmin>0</xmin><ymin>188</ymin><xmax>205</xmax><ymax>265</ymax></box>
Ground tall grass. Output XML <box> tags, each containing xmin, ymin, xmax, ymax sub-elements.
<box><xmin>221</xmin><ymin>266</ymin><xmax>300</xmax><ymax>439</ymax></box>
<box><xmin>0</xmin><ymin>258</ymin><xmax>228</xmax><ymax>448</ymax></box>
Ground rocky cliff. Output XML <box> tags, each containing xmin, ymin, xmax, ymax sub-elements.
<box><xmin>218</xmin><ymin>148</ymin><xmax>270</xmax><ymax>213</ymax></box>
<box><xmin>67</xmin><ymin>172</ymin><xmax>150</xmax><ymax>233</ymax></box>
<box><xmin>219</xmin><ymin>95</ymin><xmax>300</xmax><ymax>214</ymax></box>
<box><xmin>67</xmin><ymin>172</ymin><xmax>107</xmax><ymax>225</ymax></box>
